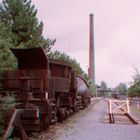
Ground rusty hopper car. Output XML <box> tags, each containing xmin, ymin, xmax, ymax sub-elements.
<box><xmin>0</xmin><ymin>47</ymin><xmax>91</xmax><ymax>139</ymax></box>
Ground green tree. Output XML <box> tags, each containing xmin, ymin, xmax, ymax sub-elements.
<box><xmin>100</xmin><ymin>81</ymin><xmax>107</xmax><ymax>91</ymax></box>
<box><xmin>128</xmin><ymin>68</ymin><xmax>140</xmax><ymax>97</ymax></box>
<box><xmin>0</xmin><ymin>40</ymin><xmax>16</xmax><ymax>70</ymax></box>
<box><xmin>0</xmin><ymin>21</ymin><xmax>16</xmax><ymax>69</ymax></box>
<box><xmin>100</xmin><ymin>81</ymin><xmax>108</xmax><ymax>97</ymax></box>
<box><xmin>116</xmin><ymin>83</ymin><xmax>127</xmax><ymax>95</ymax></box>
<box><xmin>0</xmin><ymin>0</ymin><xmax>55</xmax><ymax>69</ymax></box>
<box><xmin>0</xmin><ymin>0</ymin><xmax>55</xmax><ymax>51</ymax></box>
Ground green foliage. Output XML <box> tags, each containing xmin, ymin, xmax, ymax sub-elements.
<box><xmin>116</xmin><ymin>82</ymin><xmax>127</xmax><ymax>95</ymax></box>
<box><xmin>0</xmin><ymin>19</ymin><xmax>16</xmax><ymax>69</ymax></box>
<box><xmin>0</xmin><ymin>39</ymin><xmax>17</xmax><ymax>70</ymax></box>
<box><xmin>128</xmin><ymin>85</ymin><xmax>140</xmax><ymax>97</ymax></box>
<box><xmin>100</xmin><ymin>81</ymin><xmax>107</xmax><ymax>91</ymax></box>
<box><xmin>0</xmin><ymin>0</ymin><xmax>55</xmax><ymax>69</ymax></box>
<box><xmin>128</xmin><ymin>68</ymin><xmax>140</xmax><ymax>97</ymax></box>
<box><xmin>0</xmin><ymin>94</ymin><xmax>16</xmax><ymax>138</ymax></box>
<box><xmin>0</xmin><ymin>0</ymin><xmax>55</xmax><ymax>50</ymax></box>
<box><xmin>99</xmin><ymin>81</ymin><xmax>108</xmax><ymax>97</ymax></box>
<box><xmin>0</xmin><ymin>113</ymin><xmax>5</xmax><ymax>138</ymax></box>
<box><xmin>0</xmin><ymin>93</ymin><xmax>16</xmax><ymax>109</ymax></box>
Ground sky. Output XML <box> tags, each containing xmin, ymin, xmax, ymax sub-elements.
<box><xmin>32</xmin><ymin>0</ymin><xmax>140</xmax><ymax>87</ymax></box>
<box><xmin>31</xmin><ymin>0</ymin><xmax>140</xmax><ymax>88</ymax></box>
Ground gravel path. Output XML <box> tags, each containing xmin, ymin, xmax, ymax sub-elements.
<box><xmin>34</xmin><ymin>99</ymin><xmax>140</xmax><ymax>140</ymax></box>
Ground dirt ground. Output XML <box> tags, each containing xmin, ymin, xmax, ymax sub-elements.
<box><xmin>31</xmin><ymin>98</ymin><xmax>140</xmax><ymax>140</ymax></box>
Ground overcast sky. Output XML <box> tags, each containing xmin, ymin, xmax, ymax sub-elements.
<box><xmin>32</xmin><ymin>0</ymin><xmax>140</xmax><ymax>88</ymax></box>
<box><xmin>32</xmin><ymin>0</ymin><xmax>140</xmax><ymax>87</ymax></box>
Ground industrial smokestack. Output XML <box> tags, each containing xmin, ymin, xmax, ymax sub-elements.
<box><xmin>88</xmin><ymin>14</ymin><xmax>95</xmax><ymax>85</ymax></box>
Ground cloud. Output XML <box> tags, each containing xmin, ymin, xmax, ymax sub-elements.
<box><xmin>108</xmin><ymin>19</ymin><xmax>140</xmax><ymax>66</ymax></box>
<box><xmin>32</xmin><ymin>0</ymin><xmax>140</xmax><ymax>87</ymax></box>
<box><xmin>96</xmin><ymin>18</ymin><xmax>140</xmax><ymax>86</ymax></box>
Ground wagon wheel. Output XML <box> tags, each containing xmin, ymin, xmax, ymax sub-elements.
<box><xmin>42</xmin><ymin>113</ymin><xmax>51</xmax><ymax>129</ymax></box>
<box><xmin>41</xmin><ymin>105</ymin><xmax>52</xmax><ymax>130</ymax></box>
<box><xmin>58</xmin><ymin>107</ymin><xmax>66</xmax><ymax>121</ymax></box>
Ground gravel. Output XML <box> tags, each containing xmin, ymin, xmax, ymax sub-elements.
<box><xmin>33</xmin><ymin>98</ymin><xmax>140</xmax><ymax>140</ymax></box>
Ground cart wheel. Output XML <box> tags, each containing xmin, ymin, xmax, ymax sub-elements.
<box><xmin>42</xmin><ymin>113</ymin><xmax>51</xmax><ymax>129</ymax></box>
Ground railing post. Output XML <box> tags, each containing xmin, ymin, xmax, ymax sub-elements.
<box><xmin>109</xmin><ymin>100</ymin><xmax>112</xmax><ymax>114</ymax></box>
<box><xmin>126</xmin><ymin>99</ymin><xmax>130</xmax><ymax>114</ymax></box>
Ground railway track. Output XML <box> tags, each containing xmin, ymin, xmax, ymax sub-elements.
<box><xmin>109</xmin><ymin>112</ymin><xmax>138</xmax><ymax>124</ymax></box>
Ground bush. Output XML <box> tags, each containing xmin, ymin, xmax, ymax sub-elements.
<box><xmin>0</xmin><ymin>93</ymin><xmax>16</xmax><ymax>138</ymax></box>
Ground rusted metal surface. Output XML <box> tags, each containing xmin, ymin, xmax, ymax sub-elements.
<box><xmin>49</xmin><ymin>59</ymin><xmax>72</xmax><ymax>78</ymax></box>
<box><xmin>11</xmin><ymin>47</ymin><xmax>49</xmax><ymax>69</ymax></box>
<box><xmin>76</xmin><ymin>76</ymin><xmax>91</xmax><ymax>108</ymax></box>
<box><xmin>0</xmin><ymin>70</ymin><xmax>48</xmax><ymax>99</ymax></box>
<box><xmin>2</xmin><ymin>109</ymin><xmax>28</xmax><ymax>140</ymax></box>
<box><xmin>0</xmin><ymin>47</ymin><xmax>91</xmax><ymax>139</ymax></box>
<box><xmin>54</xmin><ymin>77</ymin><xmax>71</xmax><ymax>92</ymax></box>
<box><xmin>76</xmin><ymin>76</ymin><xmax>89</xmax><ymax>97</ymax></box>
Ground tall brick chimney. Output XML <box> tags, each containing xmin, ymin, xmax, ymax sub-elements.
<box><xmin>88</xmin><ymin>14</ymin><xmax>95</xmax><ymax>85</ymax></box>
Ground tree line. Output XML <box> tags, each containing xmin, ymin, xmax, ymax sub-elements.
<box><xmin>0</xmin><ymin>0</ymin><xmax>91</xmax><ymax>84</ymax></box>
<box><xmin>0</xmin><ymin>0</ymin><xmax>55</xmax><ymax>69</ymax></box>
<box><xmin>0</xmin><ymin>0</ymin><xmax>84</xmax><ymax>75</ymax></box>
<box><xmin>99</xmin><ymin>68</ymin><xmax>140</xmax><ymax>97</ymax></box>
<box><xmin>1</xmin><ymin>0</ymin><xmax>139</xmax><ymax>98</ymax></box>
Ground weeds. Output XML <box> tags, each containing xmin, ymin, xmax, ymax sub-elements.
<box><xmin>0</xmin><ymin>93</ymin><xmax>16</xmax><ymax>138</ymax></box>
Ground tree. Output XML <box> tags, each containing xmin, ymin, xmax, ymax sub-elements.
<box><xmin>0</xmin><ymin>39</ymin><xmax>16</xmax><ymax>70</ymax></box>
<box><xmin>0</xmin><ymin>21</ymin><xmax>16</xmax><ymax>70</ymax></box>
<box><xmin>100</xmin><ymin>81</ymin><xmax>108</xmax><ymax>97</ymax></box>
<box><xmin>100</xmin><ymin>81</ymin><xmax>107</xmax><ymax>91</ymax></box>
<box><xmin>0</xmin><ymin>0</ymin><xmax>55</xmax><ymax>50</ymax></box>
<box><xmin>116</xmin><ymin>83</ymin><xmax>127</xmax><ymax>95</ymax></box>
<box><xmin>128</xmin><ymin>68</ymin><xmax>140</xmax><ymax>97</ymax></box>
<box><xmin>0</xmin><ymin>0</ymin><xmax>55</xmax><ymax>69</ymax></box>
